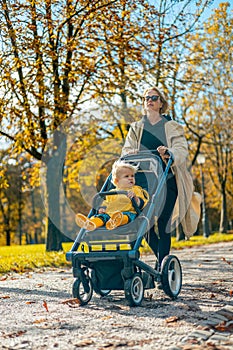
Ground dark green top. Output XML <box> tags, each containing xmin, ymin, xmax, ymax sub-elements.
<box><xmin>140</xmin><ymin>116</ymin><xmax>168</xmax><ymax>155</ymax></box>
<box><xmin>140</xmin><ymin>115</ymin><xmax>174</xmax><ymax>175</ymax></box>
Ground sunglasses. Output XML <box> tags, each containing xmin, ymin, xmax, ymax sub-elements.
<box><xmin>145</xmin><ymin>95</ymin><xmax>160</xmax><ymax>102</ymax></box>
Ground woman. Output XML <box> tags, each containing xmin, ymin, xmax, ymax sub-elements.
<box><xmin>121</xmin><ymin>87</ymin><xmax>201</xmax><ymax>267</ymax></box>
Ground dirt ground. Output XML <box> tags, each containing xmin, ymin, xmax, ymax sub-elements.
<box><xmin>0</xmin><ymin>242</ymin><xmax>233</xmax><ymax>350</ymax></box>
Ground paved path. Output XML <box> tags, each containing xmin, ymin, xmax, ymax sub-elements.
<box><xmin>0</xmin><ymin>241</ymin><xmax>233</xmax><ymax>349</ymax></box>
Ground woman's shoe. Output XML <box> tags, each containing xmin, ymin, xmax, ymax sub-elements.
<box><xmin>154</xmin><ymin>261</ymin><xmax>163</xmax><ymax>289</ymax></box>
<box><xmin>157</xmin><ymin>282</ymin><xmax>163</xmax><ymax>290</ymax></box>
<box><xmin>154</xmin><ymin>260</ymin><xmax>160</xmax><ymax>272</ymax></box>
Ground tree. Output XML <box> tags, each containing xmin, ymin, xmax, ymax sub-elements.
<box><xmin>0</xmin><ymin>0</ymin><xmax>123</xmax><ymax>250</ymax></box>
<box><xmin>178</xmin><ymin>2</ymin><xmax>233</xmax><ymax>232</ymax></box>
<box><xmin>0</xmin><ymin>153</ymin><xmax>23</xmax><ymax>245</ymax></box>
<box><xmin>0</xmin><ymin>0</ymin><xmax>226</xmax><ymax>250</ymax></box>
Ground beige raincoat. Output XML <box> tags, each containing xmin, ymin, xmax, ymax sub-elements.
<box><xmin>121</xmin><ymin>118</ymin><xmax>201</xmax><ymax>237</ymax></box>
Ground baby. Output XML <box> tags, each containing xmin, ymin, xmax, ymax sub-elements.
<box><xmin>75</xmin><ymin>160</ymin><xmax>149</xmax><ymax>231</ymax></box>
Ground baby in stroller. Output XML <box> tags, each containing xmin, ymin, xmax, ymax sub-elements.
<box><xmin>67</xmin><ymin>152</ymin><xmax>183</xmax><ymax>306</ymax></box>
<box><xmin>75</xmin><ymin>160</ymin><xmax>149</xmax><ymax>231</ymax></box>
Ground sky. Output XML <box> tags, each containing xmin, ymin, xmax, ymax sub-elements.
<box><xmin>202</xmin><ymin>0</ymin><xmax>233</xmax><ymax>21</ymax></box>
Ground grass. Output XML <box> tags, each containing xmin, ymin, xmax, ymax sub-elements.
<box><xmin>0</xmin><ymin>244</ymin><xmax>69</xmax><ymax>275</ymax></box>
<box><xmin>0</xmin><ymin>232</ymin><xmax>232</xmax><ymax>275</ymax></box>
<box><xmin>171</xmin><ymin>232</ymin><xmax>233</xmax><ymax>249</ymax></box>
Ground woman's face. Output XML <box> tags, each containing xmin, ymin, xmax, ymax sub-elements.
<box><xmin>144</xmin><ymin>89</ymin><xmax>163</xmax><ymax>113</ymax></box>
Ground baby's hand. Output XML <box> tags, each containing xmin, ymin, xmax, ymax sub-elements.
<box><xmin>127</xmin><ymin>191</ymin><xmax>140</xmax><ymax>206</ymax></box>
<box><xmin>98</xmin><ymin>207</ymin><xmax>106</xmax><ymax>214</ymax></box>
<box><xmin>127</xmin><ymin>191</ymin><xmax>135</xmax><ymax>199</ymax></box>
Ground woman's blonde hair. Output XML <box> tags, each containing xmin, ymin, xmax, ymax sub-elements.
<box><xmin>142</xmin><ymin>87</ymin><xmax>168</xmax><ymax>114</ymax></box>
<box><xmin>111</xmin><ymin>161</ymin><xmax>138</xmax><ymax>186</ymax></box>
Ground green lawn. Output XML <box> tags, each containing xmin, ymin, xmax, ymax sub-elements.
<box><xmin>0</xmin><ymin>232</ymin><xmax>232</xmax><ymax>275</ymax></box>
<box><xmin>0</xmin><ymin>244</ymin><xmax>70</xmax><ymax>275</ymax></box>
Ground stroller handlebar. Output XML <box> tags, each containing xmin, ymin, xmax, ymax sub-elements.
<box><xmin>164</xmin><ymin>149</ymin><xmax>174</xmax><ymax>162</ymax></box>
<box><xmin>121</xmin><ymin>149</ymin><xmax>174</xmax><ymax>163</ymax></box>
<box><xmin>92</xmin><ymin>190</ymin><xmax>141</xmax><ymax>215</ymax></box>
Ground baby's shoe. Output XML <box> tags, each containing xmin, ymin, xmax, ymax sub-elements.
<box><xmin>75</xmin><ymin>214</ymin><xmax>96</xmax><ymax>231</ymax></box>
<box><xmin>106</xmin><ymin>211</ymin><xmax>123</xmax><ymax>230</ymax></box>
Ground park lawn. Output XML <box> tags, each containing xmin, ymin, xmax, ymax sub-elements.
<box><xmin>0</xmin><ymin>244</ymin><xmax>70</xmax><ymax>275</ymax></box>
<box><xmin>0</xmin><ymin>232</ymin><xmax>233</xmax><ymax>275</ymax></box>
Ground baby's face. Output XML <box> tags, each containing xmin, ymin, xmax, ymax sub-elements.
<box><xmin>116</xmin><ymin>168</ymin><xmax>135</xmax><ymax>189</ymax></box>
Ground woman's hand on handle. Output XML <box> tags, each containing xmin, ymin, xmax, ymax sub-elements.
<box><xmin>157</xmin><ymin>146</ymin><xmax>170</xmax><ymax>161</ymax></box>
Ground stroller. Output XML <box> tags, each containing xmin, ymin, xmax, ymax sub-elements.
<box><xmin>66</xmin><ymin>151</ymin><xmax>182</xmax><ymax>306</ymax></box>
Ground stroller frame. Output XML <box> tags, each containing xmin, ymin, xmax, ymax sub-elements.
<box><xmin>66</xmin><ymin>152</ymin><xmax>182</xmax><ymax>306</ymax></box>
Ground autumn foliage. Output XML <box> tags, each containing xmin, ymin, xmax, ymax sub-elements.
<box><xmin>0</xmin><ymin>1</ymin><xmax>232</xmax><ymax>249</ymax></box>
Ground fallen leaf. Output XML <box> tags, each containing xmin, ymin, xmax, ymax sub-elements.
<box><xmin>33</xmin><ymin>318</ymin><xmax>47</xmax><ymax>324</ymax></box>
<box><xmin>184</xmin><ymin>338</ymin><xmax>199</xmax><ymax>345</ymax></box>
<box><xmin>212</xmin><ymin>280</ymin><xmax>224</xmax><ymax>284</ymax></box>
<box><xmin>229</xmin><ymin>290</ymin><xmax>233</xmax><ymax>296</ymax></box>
<box><xmin>61</xmin><ymin>298</ymin><xmax>81</xmax><ymax>307</ymax></box>
<box><xmin>221</xmin><ymin>257</ymin><xmax>232</xmax><ymax>265</ymax></box>
<box><xmin>0</xmin><ymin>276</ymin><xmax>8</xmax><ymax>281</ymax></box>
<box><xmin>0</xmin><ymin>295</ymin><xmax>10</xmax><ymax>299</ymax></box>
<box><xmin>165</xmin><ymin>316</ymin><xmax>179</xmax><ymax>323</ymax></box>
<box><xmin>74</xmin><ymin>340</ymin><xmax>94</xmax><ymax>347</ymax></box>
<box><xmin>101</xmin><ymin>315</ymin><xmax>113</xmax><ymax>320</ymax></box>
<box><xmin>210</xmin><ymin>293</ymin><xmax>215</xmax><ymax>298</ymax></box>
<box><xmin>214</xmin><ymin>321</ymin><xmax>233</xmax><ymax>332</ymax></box>
<box><xmin>3</xmin><ymin>330</ymin><xmax>26</xmax><ymax>338</ymax></box>
<box><xmin>111</xmin><ymin>323</ymin><xmax>130</xmax><ymax>328</ymax></box>
<box><xmin>214</xmin><ymin>321</ymin><xmax>227</xmax><ymax>331</ymax></box>
<box><xmin>61</xmin><ymin>298</ymin><xmax>80</xmax><ymax>305</ymax></box>
<box><xmin>26</xmin><ymin>301</ymin><xmax>36</xmax><ymax>304</ymax></box>
<box><xmin>43</xmin><ymin>300</ymin><xmax>49</xmax><ymax>312</ymax></box>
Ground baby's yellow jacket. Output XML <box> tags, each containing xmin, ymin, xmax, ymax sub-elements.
<box><xmin>102</xmin><ymin>185</ymin><xmax>149</xmax><ymax>215</ymax></box>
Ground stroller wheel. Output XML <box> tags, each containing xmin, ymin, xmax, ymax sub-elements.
<box><xmin>160</xmin><ymin>255</ymin><xmax>182</xmax><ymax>299</ymax></box>
<box><xmin>124</xmin><ymin>273</ymin><xmax>144</xmax><ymax>307</ymax></box>
<box><xmin>72</xmin><ymin>277</ymin><xmax>93</xmax><ymax>305</ymax></box>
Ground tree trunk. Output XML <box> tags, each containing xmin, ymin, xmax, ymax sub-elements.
<box><xmin>6</xmin><ymin>228</ymin><xmax>11</xmax><ymax>246</ymax></box>
<box><xmin>31</xmin><ymin>189</ymin><xmax>38</xmax><ymax>244</ymax></box>
<box><xmin>219</xmin><ymin>190</ymin><xmax>228</xmax><ymax>233</ymax></box>
<box><xmin>5</xmin><ymin>207</ymin><xmax>11</xmax><ymax>246</ymax></box>
<box><xmin>18</xmin><ymin>187</ymin><xmax>23</xmax><ymax>245</ymax></box>
<box><xmin>45</xmin><ymin>130</ymin><xmax>67</xmax><ymax>251</ymax></box>
<box><xmin>46</xmin><ymin>217</ymin><xmax>63</xmax><ymax>251</ymax></box>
